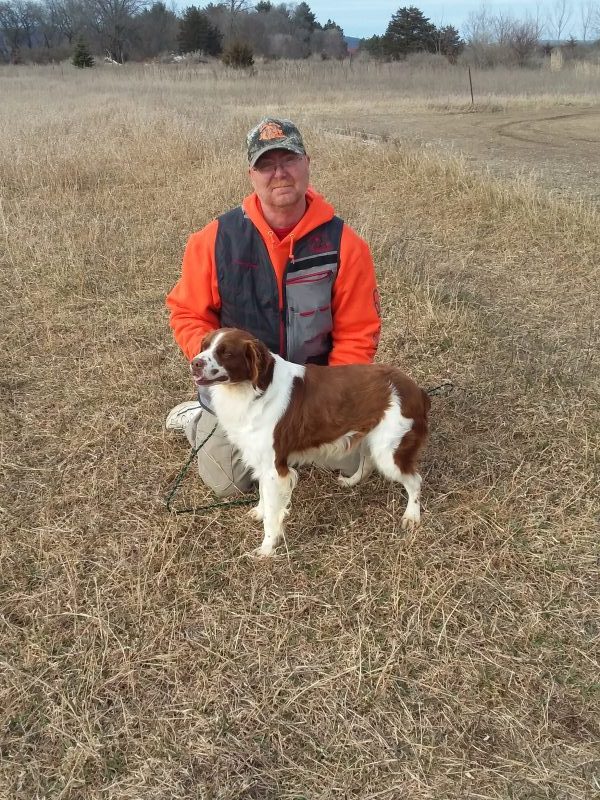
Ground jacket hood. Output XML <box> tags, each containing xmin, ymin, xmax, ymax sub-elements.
<box><xmin>242</xmin><ymin>187</ymin><xmax>335</xmax><ymax>242</ymax></box>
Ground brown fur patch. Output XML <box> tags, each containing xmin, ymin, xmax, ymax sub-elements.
<box><xmin>273</xmin><ymin>364</ymin><xmax>429</xmax><ymax>474</ymax></box>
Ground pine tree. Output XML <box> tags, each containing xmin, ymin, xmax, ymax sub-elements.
<box><xmin>362</xmin><ymin>35</ymin><xmax>385</xmax><ymax>59</ymax></box>
<box><xmin>178</xmin><ymin>6</ymin><xmax>223</xmax><ymax>55</ymax></box>
<box><xmin>292</xmin><ymin>2</ymin><xmax>319</xmax><ymax>33</ymax></box>
<box><xmin>323</xmin><ymin>19</ymin><xmax>342</xmax><ymax>33</ymax></box>
<box><xmin>436</xmin><ymin>25</ymin><xmax>464</xmax><ymax>62</ymax></box>
<box><xmin>383</xmin><ymin>6</ymin><xmax>437</xmax><ymax>59</ymax></box>
<box><xmin>72</xmin><ymin>37</ymin><xmax>94</xmax><ymax>68</ymax></box>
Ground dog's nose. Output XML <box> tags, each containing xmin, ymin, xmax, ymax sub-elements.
<box><xmin>191</xmin><ymin>356</ymin><xmax>206</xmax><ymax>374</ymax></box>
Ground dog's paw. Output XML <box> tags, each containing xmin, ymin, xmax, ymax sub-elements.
<box><xmin>247</xmin><ymin>505</ymin><xmax>264</xmax><ymax>521</ymax></box>
<box><xmin>248</xmin><ymin>544</ymin><xmax>276</xmax><ymax>558</ymax></box>
<box><xmin>401</xmin><ymin>511</ymin><xmax>421</xmax><ymax>531</ymax></box>
<box><xmin>338</xmin><ymin>474</ymin><xmax>358</xmax><ymax>488</ymax></box>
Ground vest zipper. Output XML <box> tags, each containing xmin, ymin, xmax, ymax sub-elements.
<box><xmin>286</xmin><ymin>269</ymin><xmax>333</xmax><ymax>285</ymax></box>
<box><xmin>267</xmin><ymin>228</ymin><xmax>287</xmax><ymax>357</ymax></box>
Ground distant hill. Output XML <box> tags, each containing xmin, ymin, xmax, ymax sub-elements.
<box><xmin>344</xmin><ymin>36</ymin><xmax>362</xmax><ymax>51</ymax></box>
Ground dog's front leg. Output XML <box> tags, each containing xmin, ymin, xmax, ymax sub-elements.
<box><xmin>253</xmin><ymin>468</ymin><xmax>295</xmax><ymax>557</ymax></box>
<box><xmin>247</xmin><ymin>482</ymin><xmax>264</xmax><ymax>521</ymax></box>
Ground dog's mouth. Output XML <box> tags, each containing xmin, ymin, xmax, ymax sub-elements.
<box><xmin>193</xmin><ymin>375</ymin><xmax>229</xmax><ymax>387</ymax></box>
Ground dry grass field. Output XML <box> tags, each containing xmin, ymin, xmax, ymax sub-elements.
<box><xmin>1</xmin><ymin>61</ymin><xmax>599</xmax><ymax>799</ymax></box>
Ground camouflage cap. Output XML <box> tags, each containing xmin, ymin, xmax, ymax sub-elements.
<box><xmin>247</xmin><ymin>117</ymin><xmax>306</xmax><ymax>168</ymax></box>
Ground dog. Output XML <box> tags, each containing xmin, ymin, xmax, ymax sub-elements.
<box><xmin>191</xmin><ymin>328</ymin><xmax>430</xmax><ymax>556</ymax></box>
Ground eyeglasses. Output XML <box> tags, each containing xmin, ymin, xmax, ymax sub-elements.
<box><xmin>252</xmin><ymin>153</ymin><xmax>305</xmax><ymax>176</ymax></box>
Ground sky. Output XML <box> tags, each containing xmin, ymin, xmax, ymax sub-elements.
<box><xmin>304</xmin><ymin>2</ymin><xmax>586</xmax><ymax>40</ymax></box>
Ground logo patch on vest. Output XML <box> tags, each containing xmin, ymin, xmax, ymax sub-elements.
<box><xmin>233</xmin><ymin>259</ymin><xmax>258</xmax><ymax>269</ymax></box>
<box><xmin>259</xmin><ymin>122</ymin><xmax>285</xmax><ymax>141</ymax></box>
<box><xmin>308</xmin><ymin>233</ymin><xmax>334</xmax><ymax>254</ymax></box>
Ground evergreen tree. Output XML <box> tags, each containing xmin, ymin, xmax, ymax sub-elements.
<box><xmin>136</xmin><ymin>2</ymin><xmax>179</xmax><ymax>59</ymax></box>
<box><xmin>292</xmin><ymin>2</ymin><xmax>319</xmax><ymax>32</ymax></box>
<box><xmin>436</xmin><ymin>25</ymin><xmax>464</xmax><ymax>62</ymax></box>
<box><xmin>254</xmin><ymin>1</ymin><xmax>272</xmax><ymax>12</ymax></box>
<box><xmin>178</xmin><ymin>6</ymin><xmax>222</xmax><ymax>55</ymax></box>
<box><xmin>323</xmin><ymin>18</ymin><xmax>342</xmax><ymax>33</ymax></box>
<box><xmin>72</xmin><ymin>36</ymin><xmax>94</xmax><ymax>67</ymax></box>
<box><xmin>383</xmin><ymin>6</ymin><xmax>437</xmax><ymax>59</ymax></box>
<box><xmin>362</xmin><ymin>34</ymin><xmax>385</xmax><ymax>58</ymax></box>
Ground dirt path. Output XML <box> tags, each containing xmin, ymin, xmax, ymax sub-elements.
<box><xmin>321</xmin><ymin>105</ymin><xmax>600</xmax><ymax>203</ymax></box>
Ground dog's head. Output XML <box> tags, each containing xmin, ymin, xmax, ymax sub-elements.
<box><xmin>191</xmin><ymin>328</ymin><xmax>274</xmax><ymax>391</ymax></box>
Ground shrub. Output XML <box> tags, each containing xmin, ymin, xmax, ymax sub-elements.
<box><xmin>222</xmin><ymin>41</ymin><xmax>254</xmax><ymax>69</ymax></box>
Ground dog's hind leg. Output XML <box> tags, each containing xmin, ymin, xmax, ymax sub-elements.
<box><xmin>371</xmin><ymin>451</ymin><xmax>422</xmax><ymax>530</ymax></box>
<box><xmin>397</xmin><ymin>471</ymin><xmax>422</xmax><ymax>530</ymax></box>
<box><xmin>253</xmin><ymin>468</ymin><xmax>297</xmax><ymax>557</ymax></box>
<box><xmin>337</xmin><ymin>450</ymin><xmax>374</xmax><ymax>488</ymax></box>
<box><xmin>367</xmin><ymin>402</ymin><xmax>424</xmax><ymax>530</ymax></box>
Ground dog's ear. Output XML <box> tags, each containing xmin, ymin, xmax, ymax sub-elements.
<box><xmin>200</xmin><ymin>330</ymin><xmax>217</xmax><ymax>352</ymax></box>
<box><xmin>244</xmin><ymin>340</ymin><xmax>263</xmax><ymax>386</ymax></box>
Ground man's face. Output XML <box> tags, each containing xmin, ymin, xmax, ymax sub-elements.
<box><xmin>249</xmin><ymin>148</ymin><xmax>310</xmax><ymax>210</ymax></box>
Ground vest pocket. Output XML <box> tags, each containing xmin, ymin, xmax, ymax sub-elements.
<box><xmin>287</xmin><ymin>304</ymin><xmax>333</xmax><ymax>364</ymax></box>
<box><xmin>286</xmin><ymin>267</ymin><xmax>335</xmax><ymax>364</ymax></box>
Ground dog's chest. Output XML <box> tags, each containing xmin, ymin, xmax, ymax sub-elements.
<box><xmin>211</xmin><ymin>387</ymin><xmax>281</xmax><ymax>455</ymax></box>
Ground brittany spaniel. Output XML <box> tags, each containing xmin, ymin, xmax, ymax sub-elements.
<box><xmin>192</xmin><ymin>328</ymin><xmax>430</xmax><ymax>557</ymax></box>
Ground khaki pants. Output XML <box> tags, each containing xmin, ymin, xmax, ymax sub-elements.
<box><xmin>185</xmin><ymin>407</ymin><xmax>360</xmax><ymax>498</ymax></box>
<box><xmin>185</xmin><ymin>408</ymin><xmax>254</xmax><ymax>498</ymax></box>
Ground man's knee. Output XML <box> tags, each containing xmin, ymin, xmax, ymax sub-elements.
<box><xmin>195</xmin><ymin>426</ymin><xmax>254</xmax><ymax>498</ymax></box>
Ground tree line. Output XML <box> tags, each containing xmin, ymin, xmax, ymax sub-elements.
<box><xmin>0</xmin><ymin>0</ymin><xmax>347</xmax><ymax>64</ymax></box>
<box><xmin>364</xmin><ymin>3</ymin><xmax>600</xmax><ymax>67</ymax></box>
<box><xmin>2</xmin><ymin>1</ymin><xmax>599</xmax><ymax>66</ymax></box>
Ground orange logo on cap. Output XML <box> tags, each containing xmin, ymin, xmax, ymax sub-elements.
<box><xmin>259</xmin><ymin>122</ymin><xmax>285</xmax><ymax>141</ymax></box>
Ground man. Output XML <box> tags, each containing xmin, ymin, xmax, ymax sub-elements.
<box><xmin>166</xmin><ymin>117</ymin><xmax>381</xmax><ymax>496</ymax></box>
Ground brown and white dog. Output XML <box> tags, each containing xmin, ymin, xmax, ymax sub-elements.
<box><xmin>192</xmin><ymin>328</ymin><xmax>430</xmax><ymax>556</ymax></box>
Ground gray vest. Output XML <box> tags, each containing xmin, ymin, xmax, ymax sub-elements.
<box><xmin>215</xmin><ymin>207</ymin><xmax>343</xmax><ymax>365</ymax></box>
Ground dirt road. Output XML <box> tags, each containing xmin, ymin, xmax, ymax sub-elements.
<box><xmin>323</xmin><ymin>105</ymin><xmax>600</xmax><ymax>204</ymax></box>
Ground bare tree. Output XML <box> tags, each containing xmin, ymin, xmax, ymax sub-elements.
<box><xmin>463</xmin><ymin>6</ymin><xmax>542</xmax><ymax>67</ymax></box>
<box><xmin>226</xmin><ymin>0</ymin><xmax>250</xmax><ymax>37</ymax></box>
<box><xmin>548</xmin><ymin>0</ymin><xmax>572</xmax><ymax>41</ymax></box>
<box><xmin>44</xmin><ymin>0</ymin><xmax>86</xmax><ymax>44</ymax></box>
<box><xmin>463</xmin><ymin>5</ymin><xmax>494</xmax><ymax>46</ymax></box>
<box><xmin>87</xmin><ymin>0</ymin><xmax>146</xmax><ymax>61</ymax></box>
<box><xmin>510</xmin><ymin>17</ymin><xmax>544</xmax><ymax>65</ymax></box>
<box><xmin>12</xmin><ymin>0</ymin><xmax>39</xmax><ymax>47</ymax></box>
<box><xmin>578</xmin><ymin>0</ymin><xmax>598</xmax><ymax>40</ymax></box>
<box><xmin>0</xmin><ymin>0</ymin><xmax>22</xmax><ymax>56</ymax></box>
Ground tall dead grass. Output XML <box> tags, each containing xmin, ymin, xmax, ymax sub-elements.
<box><xmin>1</xmin><ymin>66</ymin><xmax>599</xmax><ymax>799</ymax></box>
<box><xmin>3</xmin><ymin>57</ymin><xmax>600</xmax><ymax>114</ymax></box>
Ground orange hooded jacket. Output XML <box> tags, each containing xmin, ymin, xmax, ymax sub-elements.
<box><xmin>166</xmin><ymin>187</ymin><xmax>381</xmax><ymax>365</ymax></box>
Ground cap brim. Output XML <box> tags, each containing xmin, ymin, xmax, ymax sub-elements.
<box><xmin>249</xmin><ymin>142</ymin><xmax>305</xmax><ymax>168</ymax></box>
